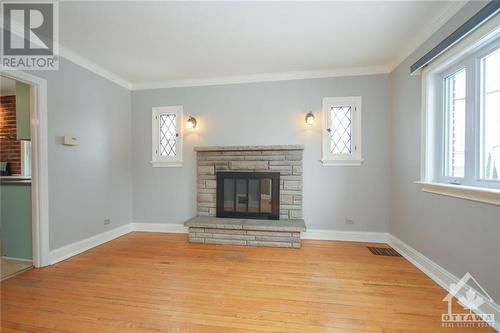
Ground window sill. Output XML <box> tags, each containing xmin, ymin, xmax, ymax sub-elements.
<box><xmin>320</xmin><ymin>159</ymin><xmax>364</xmax><ymax>166</ymax></box>
<box><xmin>150</xmin><ymin>161</ymin><xmax>183</xmax><ymax>168</ymax></box>
<box><xmin>416</xmin><ymin>181</ymin><xmax>500</xmax><ymax>206</ymax></box>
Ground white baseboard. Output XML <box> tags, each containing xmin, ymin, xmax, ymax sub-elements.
<box><xmin>302</xmin><ymin>229</ymin><xmax>389</xmax><ymax>243</ymax></box>
<box><xmin>1</xmin><ymin>256</ymin><xmax>32</xmax><ymax>263</ymax></box>
<box><xmin>132</xmin><ymin>222</ymin><xmax>187</xmax><ymax>233</ymax></box>
<box><xmin>388</xmin><ymin>235</ymin><xmax>500</xmax><ymax>332</ymax></box>
<box><xmin>49</xmin><ymin>224</ymin><xmax>132</xmax><ymax>265</ymax></box>
<box><xmin>47</xmin><ymin>223</ymin><xmax>186</xmax><ymax>265</ymax></box>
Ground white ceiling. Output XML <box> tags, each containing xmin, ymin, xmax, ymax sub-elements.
<box><xmin>58</xmin><ymin>1</ymin><xmax>466</xmax><ymax>89</ymax></box>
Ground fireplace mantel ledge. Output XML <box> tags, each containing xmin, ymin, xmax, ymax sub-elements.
<box><xmin>194</xmin><ymin>145</ymin><xmax>304</xmax><ymax>152</ymax></box>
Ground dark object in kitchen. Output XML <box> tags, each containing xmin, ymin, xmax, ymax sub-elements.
<box><xmin>0</xmin><ymin>162</ymin><xmax>11</xmax><ymax>176</ymax></box>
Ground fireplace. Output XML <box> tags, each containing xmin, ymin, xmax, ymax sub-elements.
<box><xmin>195</xmin><ymin>145</ymin><xmax>303</xmax><ymax>220</ymax></box>
<box><xmin>216</xmin><ymin>171</ymin><xmax>280</xmax><ymax>220</ymax></box>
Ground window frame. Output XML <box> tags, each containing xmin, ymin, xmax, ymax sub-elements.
<box><xmin>477</xmin><ymin>41</ymin><xmax>500</xmax><ymax>186</ymax></box>
<box><xmin>321</xmin><ymin>96</ymin><xmax>363</xmax><ymax>166</ymax></box>
<box><xmin>419</xmin><ymin>17</ymin><xmax>500</xmax><ymax>205</ymax></box>
<box><xmin>434</xmin><ymin>62</ymin><xmax>470</xmax><ymax>185</ymax></box>
<box><xmin>433</xmin><ymin>37</ymin><xmax>500</xmax><ymax>189</ymax></box>
<box><xmin>151</xmin><ymin>105</ymin><xmax>183</xmax><ymax>167</ymax></box>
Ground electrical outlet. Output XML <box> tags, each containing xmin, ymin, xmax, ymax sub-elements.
<box><xmin>104</xmin><ymin>218</ymin><xmax>111</xmax><ymax>225</ymax></box>
<box><xmin>345</xmin><ymin>219</ymin><xmax>354</xmax><ymax>225</ymax></box>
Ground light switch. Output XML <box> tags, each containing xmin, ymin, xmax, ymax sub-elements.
<box><xmin>63</xmin><ymin>136</ymin><xmax>78</xmax><ymax>146</ymax></box>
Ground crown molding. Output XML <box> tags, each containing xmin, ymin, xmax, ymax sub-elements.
<box><xmin>59</xmin><ymin>46</ymin><xmax>133</xmax><ymax>90</ymax></box>
<box><xmin>131</xmin><ymin>65</ymin><xmax>390</xmax><ymax>91</ymax></box>
<box><xmin>58</xmin><ymin>47</ymin><xmax>389</xmax><ymax>91</ymax></box>
<box><xmin>387</xmin><ymin>0</ymin><xmax>468</xmax><ymax>72</ymax></box>
<box><xmin>55</xmin><ymin>45</ymin><xmax>391</xmax><ymax>91</ymax></box>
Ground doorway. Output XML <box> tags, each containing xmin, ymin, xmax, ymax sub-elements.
<box><xmin>0</xmin><ymin>76</ymin><xmax>34</xmax><ymax>279</ymax></box>
<box><xmin>0</xmin><ymin>71</ymin><xmax>49</xmax><ymax>273</ymax></box>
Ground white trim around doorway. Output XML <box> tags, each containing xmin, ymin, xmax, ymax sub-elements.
<box><xmin>2</xmin><ymin>71</ymin><xmax>50</xmax><ymax>268</ymax></box>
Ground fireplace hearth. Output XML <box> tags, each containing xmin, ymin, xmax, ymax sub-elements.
<box><xmin>216</xmin><ymin>171</ymin><xmax>280</xmax><ymax>220</ymax></box>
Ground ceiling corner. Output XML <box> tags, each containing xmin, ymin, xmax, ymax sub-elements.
<box><xmin>59</xmin><ymin>45</ymin><xmax>133</xmax><ymax>90</ymax></box>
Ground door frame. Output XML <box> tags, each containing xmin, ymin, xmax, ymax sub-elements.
<box><xmin>2</xmin><ymin>71</ymin><xmax>50</xmax><ymax>267</ymax></box>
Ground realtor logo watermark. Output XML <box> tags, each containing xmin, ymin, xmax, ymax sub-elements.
<box><xmin>1</xmin><ymin>1</ymin><xmax>59</xmax><ymax>70</ymax></box>
<box><xmin>442</xmin><ymin>272</ymin><xmax>495</xmax><ymax>329</ymax></box>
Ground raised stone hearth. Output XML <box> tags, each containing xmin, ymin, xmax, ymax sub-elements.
<box><xmin>185</xmin><ymin>216</ymin><xmax>306</xmax><ymax>248</ymax></box>
<box><xmin>189</xmin><ymin>145</ymin><xmax>306</xmax><ymax>248</ymax></box>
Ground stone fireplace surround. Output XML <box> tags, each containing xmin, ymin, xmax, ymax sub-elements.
<box><xmin>184</xmin><ymin>145</ymin><xmax>306</xmax><ymax>248</ymax></box>
<box><xmin>196</xmin><ymin>145</ymin><xmax>304</xmax><ymax>219</ymax></box>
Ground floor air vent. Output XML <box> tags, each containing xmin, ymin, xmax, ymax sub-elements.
<box><xmin>367</xmin><ymin>247</ymin><xmax>402</xmax><ymax>257</ymax></box>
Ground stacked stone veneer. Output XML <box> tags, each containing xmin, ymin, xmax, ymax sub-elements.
<box><xmin>190</xmin><ymin>229</ymin><xmax>301</xmax><ymax>248</ymax></box>
<box><xmin>195</xmin><ymin>145</ymin><xmax>304</xmax><ymax>219</ymax></box>
<box><xmin>185</xmin><ymin>217</ymin><xmax>306</xmax><ymax>248</ymax></box>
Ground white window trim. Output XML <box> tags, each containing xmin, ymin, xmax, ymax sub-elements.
<box><xmin>436</xmin><ymin>64</ymin><xmax>466</xmax><ymax>183</ymax></box>
<box><xmin>151</xmin><ymin>105</ymin><xmax>183</xmax><ymax>167</ymax></box>
<box><xmin>416</xmin><ymin>181</ymin><xmax>500</xmax><ymax>206</ymax></box>
<box><xmin>419</xmin><ymin>15</ymin><xmax>500</xmax><ymax>205</ymax></box>
<box><xmin>321</xmin><ymin>96</ymin><xmax>363</xmax><ymax>166</ymax></box>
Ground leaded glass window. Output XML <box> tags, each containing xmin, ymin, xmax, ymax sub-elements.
<box><xmin>159</xmin><ymin>113</ymin><xmax>177</xmax><ymax>156</ymax></box>
<box><xmin>151</xmin><ymin>106</ymin><xmax>183</xmax><ymax>167</ymax></box>
<box><xmin>321</xmin><ymin>97</ymin><xmax>362</xmax><ymax>166</ymax></box>
<box><xmin>328</xmin><ymin>105</ymin><xmax>352</xmax><ymax>154</ymax></box>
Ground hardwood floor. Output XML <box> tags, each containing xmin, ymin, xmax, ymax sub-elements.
<box><xmin>1</xmin><ymin>232</ymin><xmax>494</xmax><ymax>332</ymax></box>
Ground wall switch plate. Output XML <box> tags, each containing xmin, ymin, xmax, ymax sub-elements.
<box><xmin>63</xmin><ymin>136</ymin><xmax>78</xmax><ymax>146</ymax></box>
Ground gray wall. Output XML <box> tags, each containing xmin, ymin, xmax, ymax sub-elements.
<box><xmin>131</xmin><ymin>75</ymin><xmax>391</xmax><ymax>231</ymax></box>
<box><xmin>29</xmin><ymin>58</ymin><xmax>133</xmax><ymax>250</ymax></box>
<box><xmin>390</xmin><ymin>1</ymin><xmax>500</xmax><ymax>300</ymax></box>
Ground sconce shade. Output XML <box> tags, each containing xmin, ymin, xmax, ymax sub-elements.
<box><xmin>187</xmin><ymin>116</ymin><xmax>197</xmax><ymax>129</ymax></box>
<box><xmin>305</xmin><ymin>112</ymin><xmax>315</xmax><ymax>125</ymax></box>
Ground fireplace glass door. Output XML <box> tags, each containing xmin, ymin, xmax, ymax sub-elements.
<box><xmin>217</xmin><ymin>172</ymin><xmax>280</xmax><ymax>220</ymax></box>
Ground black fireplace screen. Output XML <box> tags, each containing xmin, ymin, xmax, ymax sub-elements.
<box><xmin>216</xmin><ymin>172</ymin><xmax>280</xmax><ymax>220</ymax></box>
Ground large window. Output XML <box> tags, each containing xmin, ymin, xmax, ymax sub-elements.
<box><xmin>442</xmin><ymin>68</ymin><xmax>466</xmax><ymax>180</ymax></box>
<box><xmin>433</xmin><ymin>39</ymin><xmax>500</xmax><ymax>189</ymax></box>
<box><xmin>321</xmin><ymin>96</ymin><xmax>362</xmax><ymax>166</ymax></box>
<box><xmin>151</xmin><ymin>106</ymin><xmax>183</xmax><ymax>167</ymax></box>
<box><xmin>480</xmin><ymin>48</ymin><xmax>500</xmax><ymax>181</ymax></box>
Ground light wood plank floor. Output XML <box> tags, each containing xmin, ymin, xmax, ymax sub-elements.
<box><xmin>1</xmin><ymin>232</ymin><xmax>494</xmax><ymax>332</ymax></box>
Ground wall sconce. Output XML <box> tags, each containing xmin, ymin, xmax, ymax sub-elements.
<box><xmin>187</xmin><ymin>116</ymin><xmax>197</xmax><ymax>129</ymax></box>
<box><xmin>305</xmin><ymin>112</ymin><xmax>315</xmax><ymax>125</ymax></box>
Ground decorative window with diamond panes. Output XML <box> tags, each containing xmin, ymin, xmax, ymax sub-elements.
<box><xmin>151</xmin><ymin>106</ymin><xmax>183</xmax><ymax>167</ymax></box>
<box><xmin>321</xmin><ymin>97</ymin><xmax>362</xmax><ymax>166</ymax></box>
